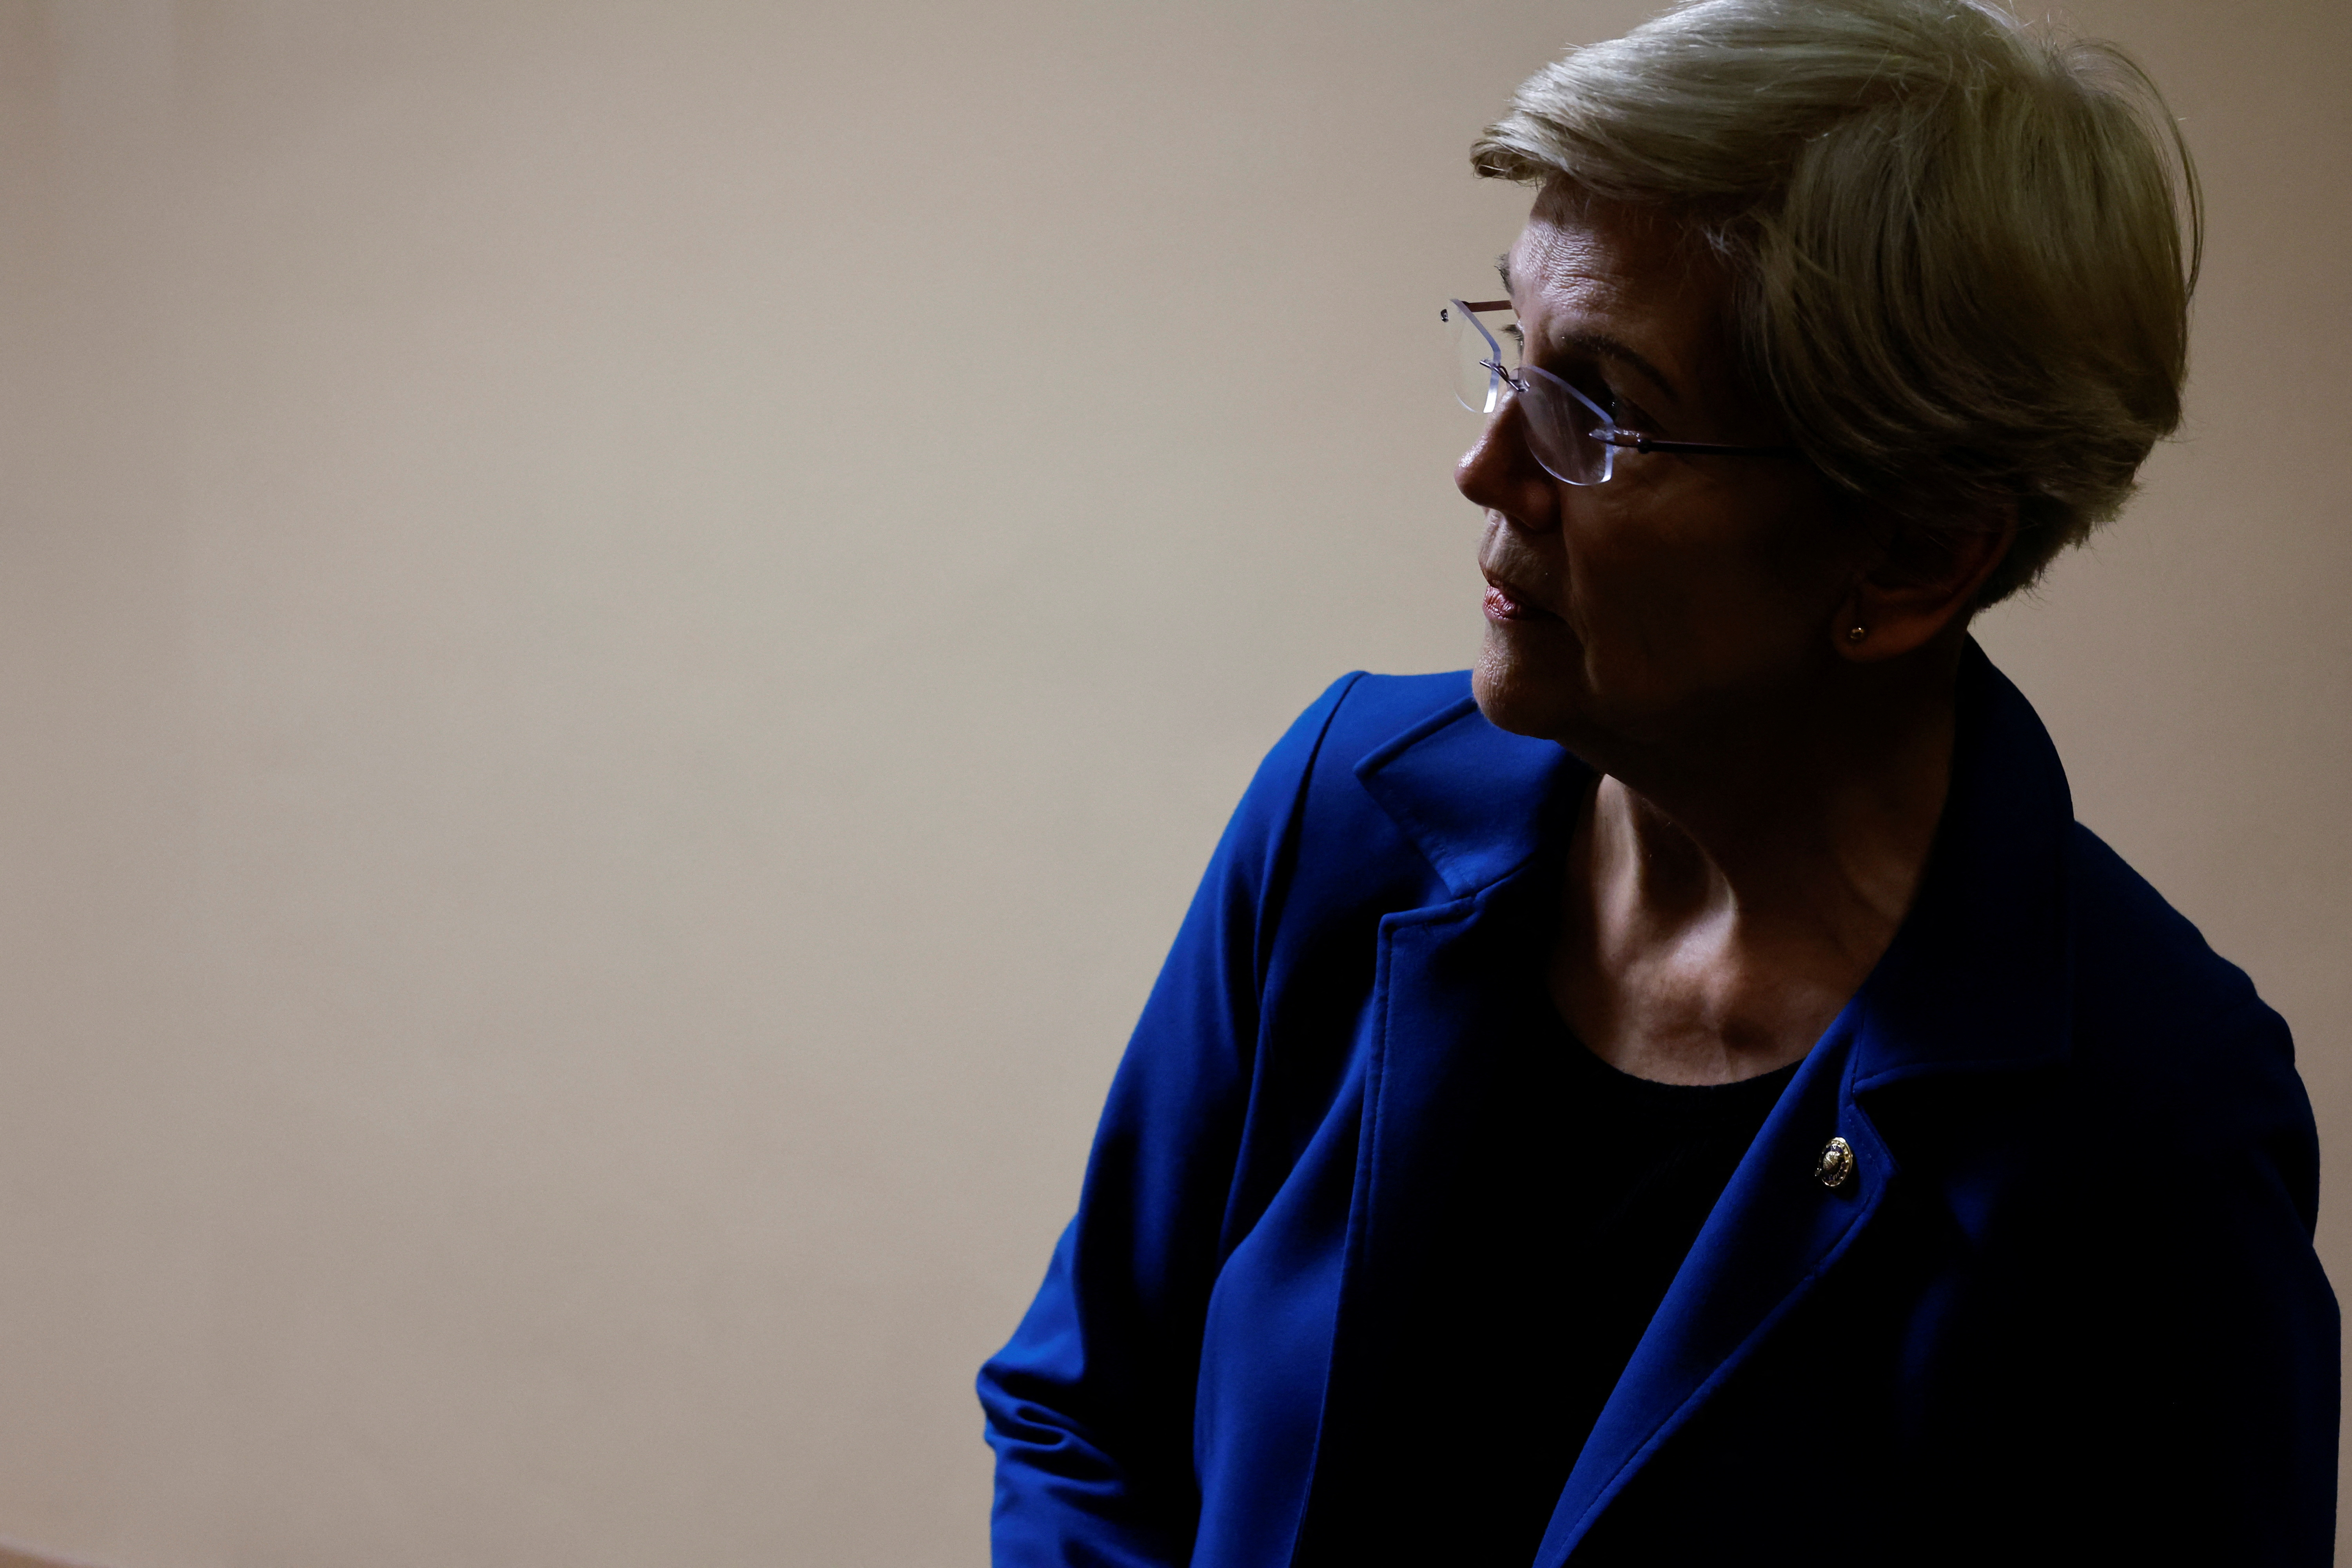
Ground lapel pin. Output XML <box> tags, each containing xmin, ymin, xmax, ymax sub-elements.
<box><xmin>1816</xmin><ymin>1136</ymin><xmax>1857</xmax><ymax>1189</ymax></box>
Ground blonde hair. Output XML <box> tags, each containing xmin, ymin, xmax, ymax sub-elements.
<box><xmin>1472</xmin><ymin>0</ymin><xmax>2201</xmax><ymax>606</ymax></box>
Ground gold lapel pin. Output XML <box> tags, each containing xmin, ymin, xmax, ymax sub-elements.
<box><xmin>1816</xmin><ymin>1136</ymin><xmax>1857</xmax><ymax>1189</ymax></box>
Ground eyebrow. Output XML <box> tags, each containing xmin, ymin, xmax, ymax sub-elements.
<box><xmin>1494</xmin><ymin>252</ymin><xmax>1686</xmax><ymax>408</ymax></box>
<box><xmin>1551</xmin><ymin>330</ymin><xmax>1683</xmax><ymax>408</ymax></box>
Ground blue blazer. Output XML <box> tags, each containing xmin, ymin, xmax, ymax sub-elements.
<box><xmin>979</xmin><ymin>646</ymin><xmax>2337</xmax><ymax>1566</ymax></box>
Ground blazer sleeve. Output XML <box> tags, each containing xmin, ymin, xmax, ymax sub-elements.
<box><xmin>2012</xmin><ymin>993</ymin><xmax>2339</xmax><ymax>1567</ymax></box>
<box><xmin>975</xmin><ymin>674</ymin><xmax>1360</xmax><ymax>1568</ymax></box>
<box><xmin>2122</xmin><ymin>1000</ymin><xmax>2339</xmax><ymax>1565</ymax></box>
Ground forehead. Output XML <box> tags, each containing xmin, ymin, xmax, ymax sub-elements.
<box><xmin>1504</xmin><ymin>189</ymin><xmax>1733</xmax><ymax>376</ymax></box>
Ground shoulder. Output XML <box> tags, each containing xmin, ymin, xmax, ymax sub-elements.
<box><xmin>1226</xmin><ymin>669</ymin><xmax>1474</xmax><ymax>846</ymax></box>
<box><xmin>1242</xmin><ymin>669</ymin><xmax>1466</xmax><ymax>776</ymax></box>
<box><xmin>2063</xmin><ymin>821</ymin><xmax>2278</xmax><ymax>1063</ymax></box>
<box><xmin>2061</xmin><ymin>822</ymin><xmax>2316</xmax><ymax>1224</ymax></box>
<box><xmin>2064</xmin><ymin>824</ymin><xmax>2261</xmax><ymax>1017</ymax></box>
<box><xmin>1325</xmin><ymin>669</ymin><xmax>1475</xmax><ymax>741</ymax></box>
<box><xmin>1209</xmin><ymin>670</ymin><xmax>1486</xmax><ymax>948</ymax></box>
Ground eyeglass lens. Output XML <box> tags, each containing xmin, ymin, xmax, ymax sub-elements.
<box><xmin>1443</xmin><ymin>301</ymin><xmax>1512</xmax><ymax>417</ymax></box>
<box><xmin>1441</xmin><ymin>299</ymin><xmax>1612</xmax><ymax>486</ymax></box>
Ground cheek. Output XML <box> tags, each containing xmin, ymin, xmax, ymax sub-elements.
<box><xmin>1562</xmin><ymin>487</ymin><xmax>1828</xmax><ymax>687</ymax></box>
<box><xmin>1558</xmin><ymin>501</ymin><xmax>1710</xmax><ymax>659</ymax></box>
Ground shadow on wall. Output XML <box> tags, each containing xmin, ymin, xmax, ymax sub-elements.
<box><xmin>0</xmin><ymin>1542</ymin><xmax>97</xmax><ymax>1568</ymax></box>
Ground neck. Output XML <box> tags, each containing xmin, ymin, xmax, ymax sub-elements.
<box><xmin>1610</xmin><ymin>643</ymin><xmax>1961</xmax><ymax>943</ymax></box>
<box><xmin>1556</xmin><ymin>636</ymin><xmax>1968</xmax><ymax>1082</ymax></box>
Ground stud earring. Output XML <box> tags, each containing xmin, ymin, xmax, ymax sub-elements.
<box><xmin>1846</xmin><ymin>624</ymin><xmax>1868</xmax><ymax>644</ymax></box>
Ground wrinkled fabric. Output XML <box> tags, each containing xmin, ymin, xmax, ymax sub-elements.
<box><xmin>978</xmin><ymin>646</ymin><xmax>2338</xmax><ymax>1567</ymax></box>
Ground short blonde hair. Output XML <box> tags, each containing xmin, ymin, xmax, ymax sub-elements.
<box><xmin>1472</xmin><ymin>0</ymin><xmax>2201</xmax><ymax>606</ymax></box>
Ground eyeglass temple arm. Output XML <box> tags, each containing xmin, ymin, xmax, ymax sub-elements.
<box><xmin>1600</xmin><ymin>431</ymin><xmax>1806</xmax><ymax>459</ymax></box>
<box><xmin>1459</xmin><ymin>299</ymin><xmax>1512</xmax><ymax>313</ymax></box>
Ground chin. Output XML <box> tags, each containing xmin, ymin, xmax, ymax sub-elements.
<box><xmin>1471</xmin><ymin>639</ymin><xmax>1586</xmax><ymax>745</ymax></box>
<box><xmin>1473</xmin><ymin>632</ymin><xmax>1648</xmax><ymax>779</ymax></box>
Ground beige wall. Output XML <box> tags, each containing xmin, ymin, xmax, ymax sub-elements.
<box><xmin>0</xmin><ymin>2</ymin><xmax>2344</xmax><ymax>1564</ymax></box>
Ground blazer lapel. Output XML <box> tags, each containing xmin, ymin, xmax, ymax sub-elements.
<box><xmin>1312</xmin><ymin>645</ymin><xmax>2076</xmax><ymax>1567</ymax></box>
<box><xmin>1531</xmin><ymin>1010</ymin><xmax>1892</xmax><ymax>1563</ymax></box>
<box><xmin>1534</xmin><ymin>641</ymin><xmax>2077</xmax><ymax>1561</ymax></box>
<box><xmin>1289</xmin><ymin>700</ymin><xmax>1576</xmax><ymax>1564</ymax></box>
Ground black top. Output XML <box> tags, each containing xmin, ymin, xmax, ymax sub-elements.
<box><xmin>1431</xmin><ymin>993</ymin><xmax>1800</xmax><ymax>1565</ymax></box>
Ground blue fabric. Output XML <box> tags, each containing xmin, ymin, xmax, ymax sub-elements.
<box><xmin>978</xmin><ymin>646</ymin><xmax>2339</xmax><ymax>1566</ymax></box>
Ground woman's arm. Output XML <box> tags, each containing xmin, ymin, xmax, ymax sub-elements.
<box><xmin>2108</xmin><ymin>1000</ymin><xmax>2337</xmax><ymax>1564</ymax></box>
<box><xmin>976</xmin><ymin>675</ymin><xmax>1360</xmax><ymax>1568</ymax></box>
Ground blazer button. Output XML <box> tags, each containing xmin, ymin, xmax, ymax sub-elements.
<box><xmin>1816</xmin><ymin>1136</ymin><xmax>1857</xmax><ymax>1189</ymax></box>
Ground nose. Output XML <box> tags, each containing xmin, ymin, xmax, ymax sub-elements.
<box><xmin>1454</xmin><ymin>397</ymin><xmax>1557</xmax><ymax>529</ymax></box>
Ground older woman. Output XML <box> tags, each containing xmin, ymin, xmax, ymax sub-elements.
<box><xmin>978</xmin><ymin>1</ymin><xmax>2337</xmax><ymax>1564</ymax></box>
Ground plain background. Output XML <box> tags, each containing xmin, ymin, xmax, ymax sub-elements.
<box><xmin>0</xmin><ymin>2</ymin><xmax>2345</xmax><ymax>1564</ymax></box>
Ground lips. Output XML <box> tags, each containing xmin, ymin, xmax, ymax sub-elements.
<box><xmin>1482</xmin><ymin>575</ymin><xmax>1559</xmax><ymax>622</ymax></box>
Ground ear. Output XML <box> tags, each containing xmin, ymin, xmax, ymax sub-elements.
<box><xmin>1831</xmin><ymin>503</ymin><xmax>2018</xmax><ymax>661</ymax></box>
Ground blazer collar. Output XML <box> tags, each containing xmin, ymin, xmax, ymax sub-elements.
<box><xmin>1352</xmin><ymin>693</ymin><xmax>1581</xmax><ymax>902</ymax></box>
<box><xmin>1847</xmin><ymin>641</ymin><xmax>2076</xmax><ymax>1088</ymax></box>
<box><xmin>1351</xmin><ymin>639</ymin><xmax>2077</xmax><ymax>1082</ymax></box>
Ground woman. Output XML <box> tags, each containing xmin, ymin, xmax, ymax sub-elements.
<box><xmin>978</xmin><ymin>1</ymin><xmax>2337</xmax><ymax>1563</ymax></box>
